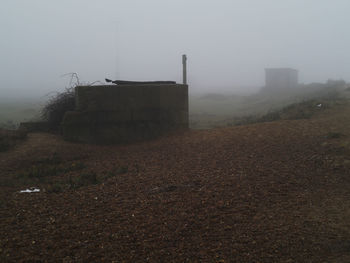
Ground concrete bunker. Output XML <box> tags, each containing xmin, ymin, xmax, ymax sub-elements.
<box><xmin>265</xmin><ymin>68</ymin><xmax>298</xmax><ymax>91</ymax></box>
<box><xmin>62</xmin><ymin>83</ymin><xmax>189</xmax><ymax>144</ymax></box>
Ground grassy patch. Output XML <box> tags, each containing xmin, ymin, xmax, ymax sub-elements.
<box><xmin>0</xmin><ymin>128</ymin><xmax>27</xmax><ymax>152</ymax></box>
<box><xmin>228</xmin><ymin>99</ymin><xmax>338</xmax><ymax>126</ymax></box>
<box><xmin>45</xmin><ymin>172</ymin><xmax>99</xmax><ymax>193</ymax></box>
<box><xmin>11</xmin><ymin>154</ymin><xmax>86</xmax><ymax>188</ymax></box>
<box><xmin>105</xmin><ymin>166</ymin><xmax>129</xmax><ymax>178</ymax></box>
<box><xmin>16</xmin><ymin>154</ymin><xmax>81</xmax><ymax>181</ymax></box>
<box><xmin>0</xmin><ymin>138</ymin><xmax>10</xmax><ymax>152</ymax></box>
<box><xmin>68</xmin><ymin>172</ymin><xmax>99</xmax><ymax>189</ymax></box>
<box><xmin>46</xmin><ymin>169</ymin><xmax>132</xmax><ymax>193</ymax></box>
<box><xmin>3</xmin><ymin>156</ymin><xmax>128</xmax><ymax>193</ymax></box>
<box><xmin>326</xmin><ymin>132</ymin><xmax>344</xmax><ymax>139</ymax></box>
<box><xmin>191</xmin><ymin>81</ymin><xmax>347</xmax><ymax>129</ymax></box>
<box><xmin>46</xmin><ymin>182</ymin><xmax>65</xmax><ymax>193</ymax></box>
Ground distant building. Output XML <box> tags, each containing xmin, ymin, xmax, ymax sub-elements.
<box><xmin>265</xmin><ymin>68</ymin><xmax>298</xmax><ymax>90</ymax></box>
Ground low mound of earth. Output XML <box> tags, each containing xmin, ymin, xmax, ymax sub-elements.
<box><xmin>1</xmin><ymin>101</ymin><xmax>350</xmax><ymax>262</ymax></box>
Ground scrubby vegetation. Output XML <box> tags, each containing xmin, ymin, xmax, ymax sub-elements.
<box><xmin>326</xmin><ymin>132</ymin><xmax>344</xmax><ymax>139</ymax></box>
<box><xmin>228</xmin><ymin>81</ymin><xmax>348</xmax><ymax>126</ymax></box>
<box><xmin>40</xmin><ymin>73</ymin><xmax>102</xmax><ymax>132</ymax></box>
<box><xmin>41</xmin><ymin>87</ymin><xmax>75</xmax><ymax>132</ymax></box>
<box><xmin>228</xmin><ymin>99</ymin><xmax>335</xmax><ymax>126</ymax></box>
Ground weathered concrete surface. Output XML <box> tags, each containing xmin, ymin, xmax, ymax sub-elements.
<box><xmin>62</xmin><ymin>84</ymin><xmax>188</xmax><ymax>144</ymax></box>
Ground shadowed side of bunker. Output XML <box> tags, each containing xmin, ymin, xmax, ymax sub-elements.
<box><xmin>62</xmin><ymin>84</ymin><xmax>189</xmax><ymax>144</ymax></box>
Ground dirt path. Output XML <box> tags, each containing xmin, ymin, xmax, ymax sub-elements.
<box><xmin>1</xmin><ymin>102</ymin><xmax>350</xmax><ymax>262</ymax></box>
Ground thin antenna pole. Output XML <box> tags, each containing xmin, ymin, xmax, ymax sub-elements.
<box><xmin>182</xmin><ymin>54</ymin><xmax>187</xmax><ymax>85</ymax></box>
<box><xmin>115</xmin><ymin>23</ymin><xmax>120</xmax><ymax>79</ymax></box>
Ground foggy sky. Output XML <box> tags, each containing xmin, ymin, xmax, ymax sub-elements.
<box><xmin>1</xmin><ymin>0</ymin><xmax>350</xmax><ymax>98</ymax></box>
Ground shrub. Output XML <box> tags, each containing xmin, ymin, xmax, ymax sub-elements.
<box><xmin>41</xmin><ymin>73</ymin><xmax>82</xmax><ymax>132</ymax></box>
<box><xmin>41</xmin><ymin>87</ymin><xmax>75</xmax><ymax>132</ymax></box>
<box><xmin>40</xmin><ymin>73</ymin><xmax>102</xmax><ymax>132</ymax></box>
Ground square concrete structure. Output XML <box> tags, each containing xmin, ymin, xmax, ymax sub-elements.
<box><xmin>62</xmin><ymin>84</ymin><xmax>188</xmax><ymax>144</ymax></box>
<box><xmin>265</xmin><ymin>68</ymin><xmax>298</xmax><ymax>90</ymax></box>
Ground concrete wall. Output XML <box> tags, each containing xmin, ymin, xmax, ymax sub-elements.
<box><xmin>62</xmin><ymin>84</ymin><xmax>188</xmax><ymax>144</ymax></box>
<box><xmin>265</xmin><ymin>68</ymin><xmax>298</xmax><ymax>90</ymax></box>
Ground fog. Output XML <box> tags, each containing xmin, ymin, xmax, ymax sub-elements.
<box><xmin>1</xmin><ymin>0</ymin><xmax>350</xmax><ymax>99</ymax></box>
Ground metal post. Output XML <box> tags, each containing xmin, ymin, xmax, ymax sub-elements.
<box><xmin>182</xmin><ymin>54</ymin><xmax>187</xmax><ymax>85</ymax></box>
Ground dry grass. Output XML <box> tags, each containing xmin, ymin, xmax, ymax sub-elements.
<box><xmin>0</xmin><ymin>128</ymin><xmax>27</xmax><ymax>152</ymax></box>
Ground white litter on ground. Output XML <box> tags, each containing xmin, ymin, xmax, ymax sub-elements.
<box><xmin>317</xmin><ymin>104</ymin><xmax>322</xmax><ymax>107</ymax></box>
<box><xmin>19</xmin><ymin>187</ymin><xmax>40</xmax><ymax>193</ymax></box>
